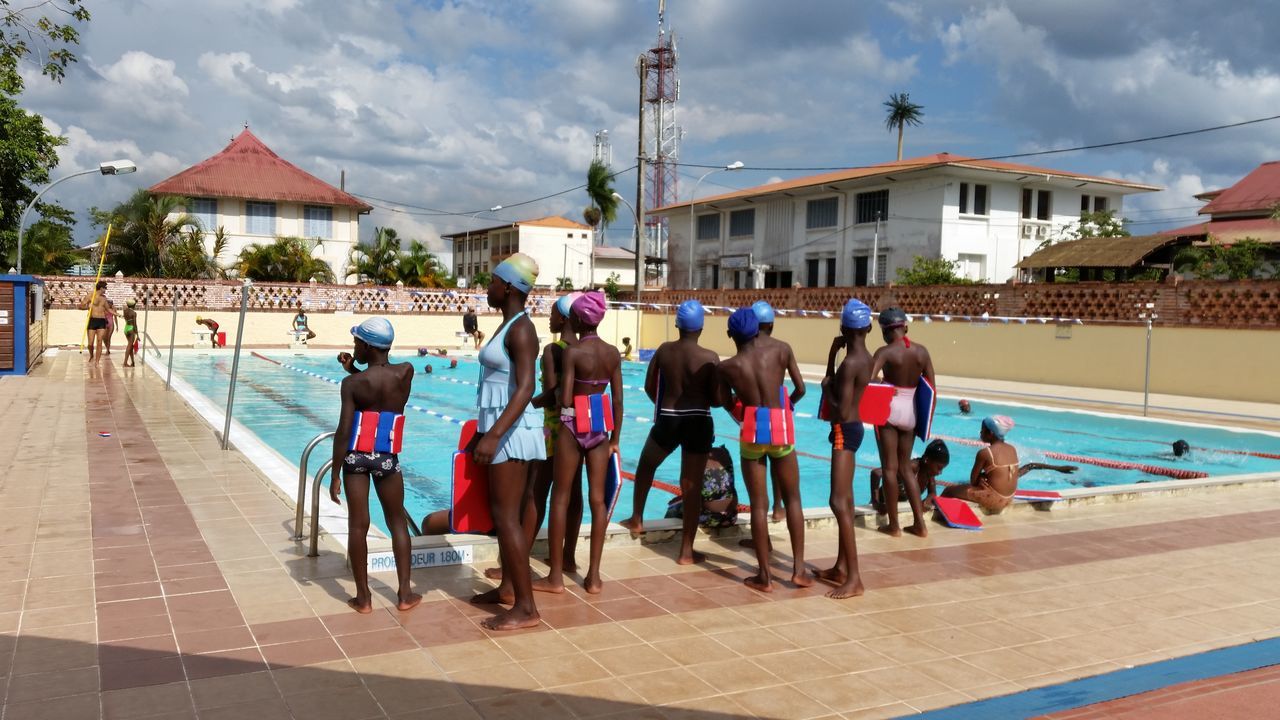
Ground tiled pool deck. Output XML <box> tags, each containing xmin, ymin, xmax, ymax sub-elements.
<box><xmin>1</xmin><ymin>353</ymin><xmax>1277</xmax><ymax>719</ymax></box>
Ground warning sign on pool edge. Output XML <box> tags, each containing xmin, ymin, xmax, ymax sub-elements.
<box><xmin>367</xmin><ymin>546</ymin><xmax>473</xmax><ymax>572</ymax></box>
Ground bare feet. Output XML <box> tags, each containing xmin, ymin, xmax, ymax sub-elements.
<box><xmin>530</xmin><ymin>577</ymin><xmax>565</xmax><ymax>594</ymax></box>
<box><xmin>904</xmin><ymin>522</ymin><xmax>928</xmax><ymax>538</ymax></box>
<box><xmin>816</xmin><ymin>566</ymin><xmax>846</xmax><ymax>586</ymax></box>
<box><xmin>543</xmin><ymin>557</ymin><xmax>578</xmax><ymax>574</ymax></box>
<box><xmin>583</xmin><ymin>571</ymin><xmax>603</xmax><ymax>595</ymax></box>
<box><xmin>826</xmin><ymin>576</ymin><xmax>865</xmax><ymax>600</ymax></box>
<box><xmin>397</xmin><ymin>592</ymin><xmax>423</xmax><ymax>611</ymax></box>
<box><xmin>770</xmin><ymin>507</ymin><xmax>786</xmax><ymax>523</ymax></box>
<box><xmin>483</xmin><ymin>566</ymin><xmax>503</xmax><ymax>581</ymax></box>
<box><xmin>618</xmin><ymin>516</ymin><xmax>644</xmax><ymax>536</ymax></box>
<box><xmin>480</xmin><ymin>608</ymin><xmax>541</xmax><ymax>631</ymax></box>
<box><xmin>470</xmin><ymin>588</ymin><xmax>513</xmax><ymax>605</ymax></box>
<box><xmin>792</xmin><ymin>567</ymin><xmax>815</xmax><ymax>588</ymax></box>
<box><xmin>676</xmin><ymin>549</ymin><xmax>706</xmax><ymax>566</ymax></box>
<box><xmin>347</xmin><ymin>597</ymin><xmax>373</xmax><ymax>614</ymax></box>
<box><xmin>744</xmin><ymin>573</ymin><xmax>773</xmax><ymax>593</ymax></box>
<box><xmin>877</xmin><ymin>524</ymin><xmax>903</xmax><ymax>538</ymax></box>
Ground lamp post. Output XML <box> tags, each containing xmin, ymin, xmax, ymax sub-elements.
<box><xmin>16</xmin><ymin>160</ymin><xmax>137</xmax><ymax>274</ymax></box>
<box><xmin>463</xmin><ymin>205</ymin><xmax>502</xmax><ymax>281</ymax></box>
<box><xmin>612</xmin><ymin>193</ymin><xmax>640</xmax><ymax>299</ymax></box>
<box><xmin>687</xmin><ymin>161</ymin><xmax>744</xmax><ymax>289</ymax></box>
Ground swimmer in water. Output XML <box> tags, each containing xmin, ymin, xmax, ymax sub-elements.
<box><xmin>958</xmin><ymin>399</ymin><xmax>972</xmax><ymax>415</ymax></box>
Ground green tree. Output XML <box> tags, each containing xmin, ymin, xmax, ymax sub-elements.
<box><xmin>397</xmin><ymin>239</ymin><xmax>450</xmax><ymax>287</ymax></box>
<box><xmin>3</xmin><ymin>217</ymin><xmax>81</xmax><ymax>272</ymax></box>
<box><xmin>238</xmin><ymin>236</ymin><xmax>334</xmax><ymax>283</ymax></box>
<box><xmin>896</xmin><ymin>255</ymin><xmax>972</xmax><ymax>286</ymax></box>
<box><xmin>585</xmin><ymin>159</ymin><xmax>617</xmax><ymax>242</ymax></box>
<box><xmin>347</xmin><ymin>226</ymin><xmax>402</xmax><ymax>284</ymax></box>
<box><xmin>470</xmin><ymin>270</ymin><xmax>491</xmax><ymax>289</ymax></box>
<box><xmin>555</xmin><ymin>276</ymin><xmax>573</xmax><ymax>291</ymax></box>
<box><xmin>1</xmin><ymin>1</ymin><xmax>90</xmax><ymax>92</ymax></box>
<box><xmin>92</xmin><ymin>191</ymin><xmax>200</xmax><ymax>277</ymax></box>
<box><xmin>1174</xmin><ymin>237</ymin><xmax>1271</xmax><ymax>280</ymax></box>
<box><xmin>603</xmin><ymin>272</ymin><xmax>622</xmax><ymax>299</ymax></box>
<box><xmin>883</xmin><ymin>92</ymin><xmax>924</xmax><ymax>162</ymax></box>
<box><xmin>166</xmin><ymin>226</ymin><xmax>228</xmax><ymax>280</ymax></box>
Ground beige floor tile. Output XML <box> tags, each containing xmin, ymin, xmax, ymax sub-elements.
<box><xmin>793</xmin><ymin>673</ymin><xmax>899</xmax><ymax>713</ymax></box>
<box><xmin>448</xmin><ymin>662</ymin><xmax>540</xmax><ymax>700</ymax></box>
<box><xmin>620</xmin><ymin>666</ymin><xmax>717</xmax><ymax>705</ymax></box>
<box><xmin>520</xmin><ymin>652</ymin><xmax>612</xmax><ymax>688</ymax></box>
<box><xmin>687</xmin><ymin>656</ymin><xmax>786</xmax><ymax>694</ymax></box>
<box><xmin>588</xmin><ymin>643</ymin><xmax>670</xmax><ymax>677</ymax></box>
<box><xmin>494</xmin><ymin>630</ymin><xmax>577</xmax><ymax>661</ymax></box>
<box><xmin>427</xmin><ymin>640</ymin><xmax>513</xmax><ymax>674</ymax></box>
<box><xmin>841</xmin><ymin>702</ymin><xmax>917</xmax><ymax>719</ymax></box>
<box><xmin>731</xmin><ymin>682</ymin><xmax>834</xmax><ymax>719</ymax></box>
<box><xmin>959</xmin><ymin>647</ymin><xmax>1057</xmax><ymax>683</ymax></box>
<box><xmin>909</xmin><ymin>657</ymin><xmax>991</xmax><ymax>692</ymax></box>
<box><xmin>366</xmin><ymin>676</ymin><xmax>467</xmax><ymax>715</ymax></box>
<box><xmin>709</xmin><ymin>627</ymin><xmax>800</xmax><ymax>656</ymax></box>
<box><xmin>617</xmin><ymin>614</ymin><xmax>699</xmax><ymax>641</ymax></box>
<box><xmin>553</xmin><ymin>677</ymin><xmax>646</xmax><ymax>718</ymax></box>
<box><xmin>557</xmin><ymin>623</ymin><xmax>640</xmax><ymax>652</ymax></box>
<box><xmin>351</xmin><ymin>649</ymin><xmax>443</xmax><ymax>681</ymax></box>
<box><xmin>807</xmin><ymin>641</ymin><xmax>898</xmax><ymax>674</ymax></box>
<box><xmin>856</xmin><ymin>665</ymin><xmax>951</xmax><ymax>702</ymax></box>
<box><xmin>651</xmin><ymin>634</ymin><xmax>736</xmax><ymax>667</ymax></box>
<box><xmin>271</xmin><ymin>659</ymin><xmax>363</xmax><ymax>696</ymax></box>
<box><xmin>750</xmin><ymin>649</ymin><xmax>843</xmax><ymax>684</ymax></box>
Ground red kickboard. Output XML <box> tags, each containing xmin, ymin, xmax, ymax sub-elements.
<box><xmin>1013</xmin><ymin>489</ymin><xmax>1062</xmax><ymax>502</ymax></box>
<box><xmin>450</xmin><ymin>420</ymin><xmax>493</xmax><ymax>534</ymax></box>
<box><xmin>819</xmin><ymin>384</ymin><xmax>893</xmax><ymax>425</ymax></box>
<box><xmin>933</xmin><ymin>496</ymin><xmax>983</xmax><ymax>531</ymax></box>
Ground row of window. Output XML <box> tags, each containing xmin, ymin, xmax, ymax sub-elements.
<box><xmin>703</xmin><ymin>254</ymin><xmax>890</xmax><ymax>290</ymax></box>
<box><xmin>187</xmin><ymin>198</ymin><xmax>334</xmax><ymax>239</ymax></box>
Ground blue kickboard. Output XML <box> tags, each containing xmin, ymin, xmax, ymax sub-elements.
<box><xmin>604</xmin><ymin>451</ymin><xmax>623</xmax><ymax>523</ymax></box>
<box><xmin>914</xmin><ymin>375</ymin><xmax>937</xmax><ymax>442</ymax></box>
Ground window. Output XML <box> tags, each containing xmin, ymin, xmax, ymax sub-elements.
<box><xmin>806</xmin><ymin>197</ymin><xmax>839</xmax><ymax>229</ymax></box>
<box><xmin>190</xmin><ymin>198</ymin><xmax>217</xmax><ymax>230</ymax></box>
<box><xmin>856</xmin><ymin>254</ymin><xmax>888</xmax><ymax>285</ymax></box>
<box><xmin>806</xmin><ymin>258</ymin><xmax>820</xmax><ymax>288</ymax></box>
<box><xmin>1022</xmin><ymin>188</ymin><xmax>1033</xmax><ymax>219</ymax></box>
<box><xmin>303</xmin><ymin>205</ymin><xmax>332</xmax><ymax>239</ymax></box>
<box><xmin>855</xmin><ymin>190</ymin><xmax>889</xmax><ymax>224</ymax></box>
<box><xmin>825</xmin><ymin>258</ymin><xmax>836</xmax><ymax>287</ymax></box>
<box><xmin>581</xmin><ymin>233</ymin><xmax>588</xmax><ymax>239</ymax></box>
<box><xmin>710</xmin><ymin>265</ymin><xmax>720</xmax><ymax>290</ymax></box>
<box><xmin>729</xmin><ymin>208</ymin><xmax>755</xmax><ymax>237</ymax></box>
<box><xmin>245</xmin><ymin>201</ymin><xmax>276</xmax><ymax>235</ymax></box>
<box><xmin>763</xmin><ymin>270</ymin><xmax>792</xmax><ymax>288</ymax></box>
<box><xmin>1094</xmin><ymin>196</ymin><xmax>1108</xmax><ymax>213</ymax></box>
<box><xmin>567</xmin><ymin>232</ymin><xmax>574</xmax><ymax>238</ymax></box>
<box><xmin>456</xmin><ymin>265</ymin><xmax>463</xmax><ymax>277</ymax></box>
<box><xmin>875</xmin><ymin>254</ymin><xmax>888</xmax><ymax>285</ymax></box>
<box><xmin>960</xmin><ymin>183</ymin><xmax>989</xmax><ymax>215</ymax></box>
<box><xmin>853</xmin><ymin>255</ymin><xmax>868</xmax><ymax>286</ymax></box>
<box><xmin>696</xmin><ymin>214</ymin><xmax>720</xmax><ymax>240</ymax></box>
<box><xmin>1036</xmin><ymin>190</ymin><xmax>1052</xmax><ymax>221</ymax></box>
<box><xmin>956</xmin><ymin>253</ymin><xmax>986</xmax><ymax>281</ymax></box>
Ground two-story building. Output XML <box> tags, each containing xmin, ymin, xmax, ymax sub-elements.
<box><xmin>444</xmin><ymin>216</ymin><xmax>596</xmax><ymax>289</ymax></box>
<box><xmin>651</xmin><ymin>152</ymin><xmax>1159</xmax><ymax>289</ymax></box>
<box><xmin>149</xmin><ymin>129</ymin><xmax>372</xmax><ymax>281</ymax></box>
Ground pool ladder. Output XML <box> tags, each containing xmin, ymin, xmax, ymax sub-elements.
<box><xmin>295</xmin><ymin>431</ymin><xmax>421</xmax><ymax>558</ymax></box>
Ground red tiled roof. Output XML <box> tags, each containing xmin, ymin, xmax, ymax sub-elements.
<box><xmin>149</xmin><ymin>129</ymin><xmax>372</xmax><ymax>211</ymax></box>
<box><xmin>1198</xmin><ymin>161</ymin><xmax>1280</xmax><ymax>216</ymax></box>
<box><xmin>652</xmin><ymin>152</ymin><xmax>1159</xmax><ymax>213</ymax></box>
<box><xmin>441</xmin><ymin>215</ymin><xmax>592</xmax><ymax>239</ymax></box>
<box><xmin>1161</xmin><ymin>217</ymin><xmax>1280</xmax><ymax>244</ymax></box>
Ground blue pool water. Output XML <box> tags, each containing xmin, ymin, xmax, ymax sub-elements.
<box><xmin>170</xmin><ymin>351</ymin><xmax>1280</xmax><ymax>536</ymax></box>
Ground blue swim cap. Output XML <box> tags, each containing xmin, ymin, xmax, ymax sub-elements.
<box><xmin>555</xmin><ymin>292</ymin><xmax>583</xmax><ymax>318</ymax></box>
<box><xmin>493</xmin><ymin>253</ymin><xmax>538</xmax><ymax>294</ymax></box>
<box><xmin>751</xmin><ymin>300</ymin><xmax>775</xmax><ymax>324</ymax></box>
<box><xmin>675</xmin><ymin>300</ymin><xmax>705</xmax><ymax>330</ymax></box>
<box><xmin>728</xmin><ymin>307</ymin><xmax>759</xmax><ymax>340</ymax></box>
<box><xmin>351</xmin><ymin>317</ymin><xmax>394</xmax><ymax>349</ymax></box>
<box><xmin>841</xmin><ymin>299</ymin><xmax>872</xmax><ymax>330</ymax></box>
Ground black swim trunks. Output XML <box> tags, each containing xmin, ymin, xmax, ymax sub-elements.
<box><xmin>342</xmin><ymin>451</ymin><xmax>401</xmax><ymax>479</ymax></box>
<box><xmin>648</xmin><ymin>411</ymin><xmax>714</xmax><ymax>454</ymax></box>
<box><xmin>829</xmin><ymin>421</ymin><xmax>865</xmax><ymax>452</ymax></box>
<box><xmin>88</xmin><ymin>317</ymin><xmax>108</xmax><ymax>331</ymax></box>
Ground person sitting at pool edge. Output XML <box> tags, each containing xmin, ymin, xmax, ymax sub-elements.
<box><xmin>621</xmin><ymin>337</ymin><xmax>633</xmax><ymax>360</ymax></box>
<box><xmin>870</xmin><ymin>439</ymin><xmax>950</xmax><ymax>514</ymax></box>
<box><xmin>293</xmin><ymin>308</ymin><xmax>317</xmax><ymax>341</ymax></box>
<box><xmin>463</xmin><ymin>305</ymin><xmax>484</xmax><ymax>350</ymax></box>
<box><xmin>664</xmin><ymin>444</ymin><xmax>739</xmax><ymax>530</ymax></box>
<box><xmin>942</xmin><ymin>415</ymin><xmax>1018</xmax><ymax>514</ymax></box>
<box><xmin>329</xmin><ymin>317</ymin><xmax>421</xmax><ymax>614</ymax></box>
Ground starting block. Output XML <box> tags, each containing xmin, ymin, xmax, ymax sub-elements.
<box><xmin>289</xmin><ymin>330</ymin><xmax>310</xmax><ymax>350</ymax></box>
<box><xmin>192</xmin><ymin>329</ymin><xmax>213</xmax><ymax>349</ymax></box>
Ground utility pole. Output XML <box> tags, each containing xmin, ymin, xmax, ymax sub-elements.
<box><xmin>635</xmin><ymin>53</ymin><xmax>647</xmax><ymax>304</ymax></box>
<box><xmin>870</xmin><ymin>211</ymin><xmax>882</xmax><ymax>285</ymax></box>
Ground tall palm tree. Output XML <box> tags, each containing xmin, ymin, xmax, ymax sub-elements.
<box><xmin>166</xmin><ymin>226</ymin><xmax>229</xmax><ymax>280</ymax></box>
<box><xmin>585</xmin><ymin>159</ymin><xmax>618</xmax><ymax>243</ymax></box>
<box><xmin>5</xmin><ymin>219</ymin><xmax>84</xmax><ymax>274</ymax></box>
<box><xmin>347</xmin><ymin>226</ymin><xmax>402</xmax><ymax>284</ymax></box>
<box><xmin>96</xmin><ymin>191</ymin><xmax>199</xmax><ymax>277</ymax></box>
<box><xmin>238</xmin><ymin>236</ymin><xmax>334</xmax><ymax>283</ymax></box>
<box><xmin>883</xmin><ymin>92</ymin><xmax>924</xmax><ymax>162</ymax></box>
<box><xmin>397</xmin><ymin>239</ymin><xmax>450</xmax><ymax>287</ymax></box>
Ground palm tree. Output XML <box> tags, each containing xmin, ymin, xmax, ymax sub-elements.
<box><xmin>397</xmin><ymin>239</ymin><xmax>450</xmax><ymax>287</ymax></box>
<box><xmin>166</xmin><ymin>226</ymin><xmax>229</xmax><ymax>280</ymax></box>
<box><xmin>95</xmin><ymin>191</ymin><xmax>199</xmax><ymax>277</ymax></box>
<box><xmin>238</xmin><ymin>236</ymin><xmax>335</xmax><ymax>283</ymax></box>
<box><xmin>347</xmin><ymin>226</ymin><xmax>402</xmax><ymax>284</ymax></box>
<box><xmin>883</xmin><ymin>92</ymin><xmax>924</xmax><ymax>162</ymax></box>
<box><xmin>5</xmin><ymin>218</ymin><xmax>84</xmax><ymax>274</ymax></box>
<box><xmin>585</xmin><ymin>159</ymin><xmax>618</xmax><ymax>243</ymax></box>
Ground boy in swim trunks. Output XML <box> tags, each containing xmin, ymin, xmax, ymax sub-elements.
<box><xmin>537</xmin><ymin>291</ymin><xmax>623</xmax><ymax>595</ymax></box>
<box><xmin>751</xmin><ymin>300</ymin><xmax>807</xmax><ymax>522</ymax></box>
<box><xmin>195</xmin><ymin>316</ymin><xmax>222</xmax><ymax>347</ymax></box>
<box><xmin>870</xmin><ymin>307</ymin><xmax>936</xmax><ymax>537</ymax></box>
<box><xmin>619</xmin><ymin>299</ymin><xmax>719</xmax><ymax>565</ymax></box>
<box><xmin>942</xmin><ymin>415</ymin><xmax>1018</xmax><ymax>513</ymax></box>
<box><xmin>716</xmin><ymin>307</ymin><xmax>812</xmax><ymax>593</ymax></box>
<box><xmin>870</xmin><ymin>439</ymin><xmax>950</xmax><ymax>514</ymax></box>
<box><xmin>79</xmin><ymin>280</ymin><xmax>110</xmax><ymax>363</ymax></box>
<box><xmin>817</xmin><ymin>299</ymin><xmax>874</xmax><ymax>599</ymax></box>
<box><xmin>122</xmin><ymin>299</ymin><xmax>138</xmax><ymax>368</ymax></box>
<box><xmin>329</xmin><ymin>317</ymin><xmax>421</xmax><ymax>614</ymax></box>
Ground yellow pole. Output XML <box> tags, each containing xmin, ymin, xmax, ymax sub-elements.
<box><xmin>80</xmin><ymin>224</ymin><xmax>114</xmax><ymax>353</ymax></box>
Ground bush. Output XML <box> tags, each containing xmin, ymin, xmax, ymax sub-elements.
<box><xmin>1173</xmin><ymin>238</ymin><xmax>1272</xmax><ymax>280</ymax></box>
<box><xmin>603</xmin><ymin>272</ymin><xmax>622</xmax><ymax>299</ymax></box>
<box><xmin>895</xmin><ymin>256</ymin><xmax>973</xmax><ymax>285</ymax></box>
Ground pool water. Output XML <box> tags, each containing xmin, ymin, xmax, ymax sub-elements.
<box><xmin>170</xmin><ymin>351</ymin><xmax>1280</xmax><ymax>536</ymax></box>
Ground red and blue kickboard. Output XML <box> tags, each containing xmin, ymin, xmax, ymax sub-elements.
<box><xmin>914</xmin><ymin>375</ymin><xmax>937</xmax><ymax>442</ymax></box>
<box><xmin>574</xmin><ymin>393</ymin><xmax>614</xmax><ymax>433</ymax></box>
<box><xmin>1013</xmin><ymin>489</ymin><xmax>1062</xmax><ymax>502</ymax></box>
<box><xmin>450</xmin><ymin>419</ymin><xmax>493</xmax><ymax>535</ymax></box>
<box><xmin>603</xmin><ymin>451</ymin><xmax>623</xmax><ymax>523</ymax></box>
<box><xmin>818</xmin><ymin>384</ymin><xmax>893</xmax><ymax>427</ymax></box>
<box><xmin>933</xmin><ymin>496</ymin><xmax>983</xmax><ymax>531</ymax></box>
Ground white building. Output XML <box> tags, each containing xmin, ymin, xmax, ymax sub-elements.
<box><xmin>444</xmin><ymin>216</ymin><xmax>595</xmax><ymax>289</ymax></box>
<box><xmin>150</xmin><ymin>129</ymin><xmax>371</xmax><ymax>281</ymax></box>
<box><xmin>651</xmin><ymin>153</ymin><xmax>1159</xmax><ymax>289</ymax></box>
<box><xmin>592</xmin><ymin>246</ymin><xmax>638</xmax><ymax>291</ymax></box>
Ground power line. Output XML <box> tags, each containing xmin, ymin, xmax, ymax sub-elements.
<box><xmin>675</xmin><ymin>114</ymin><xmax>1280</xmax><ymax>172</ymax></box>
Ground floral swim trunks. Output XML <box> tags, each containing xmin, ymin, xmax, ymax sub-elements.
<box><xmin>342</xmin><ymin>451</ymin><xmax>401</xmax><ymax>479</ymax></box>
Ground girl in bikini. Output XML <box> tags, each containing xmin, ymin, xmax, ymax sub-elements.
<box><xmin>942</xmin><ymin>415</ymin><xmax>1019</xmax><ymax>513</ymax></box>
<box><xmin>536</xmin><ymin>291</ymin><xmax>623</xmax><ymax>595</ymax></box>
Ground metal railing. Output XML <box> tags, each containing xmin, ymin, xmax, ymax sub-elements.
<box><xmin>295</xmin><ymin>431</ymin><xmax>335</xmax><ymax>540</ymax></box>
<box><xmin>308</xmin><ymin>459</ymin><xmax>333</xmax><ymax>557</ymax></box>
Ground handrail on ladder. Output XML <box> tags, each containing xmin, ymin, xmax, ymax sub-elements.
<box><xmin>302</xmin><ymin>436</ymin><xmax>422</xmax><ymax>557</ymax></box>
<box><xmin>295</xmin><ymin>431</ymin><xmax>335</xmax><ymax>540</ymax></box>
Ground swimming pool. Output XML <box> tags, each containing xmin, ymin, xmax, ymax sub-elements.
<box><xmin>168</xmin><ymin>351</ymin><xmax>1280</xmax><ymax>536</ymax></box>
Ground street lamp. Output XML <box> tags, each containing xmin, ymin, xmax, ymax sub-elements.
<box><xmin>688</xmin><ymin>160</ymin><xmax>744</xmax><ymax>289</ymax></box>
<box><xmin>463</xmin><ymin>204</ymin><xmax>502</xmax><ymax>281</ymax></box>
<box><xmin>16</xmin><ymin>159</ymin><xmax>137</xmax><ymax>275</ymax></box>
<box><xmin>612</xmin><ymin>192</ymin><xmax>640</xmax><ymax>302</ymax></box>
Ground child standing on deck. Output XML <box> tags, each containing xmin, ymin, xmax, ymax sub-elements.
<box><xmin>716</xmin><ymin>308</ymin><xmax>812</xmax><ymax>593</ymax></box>
<box><xmin>817</xmin><ymin>299</ymin><xmax>874</xmax><ymax>599</ymax></box>
<box><xmin>329</xmin><ymin>317</ymin><xmax>420</xmax><ymax>614</ymax></box>
<box><xmin>537</xmin><ymin>291</ymin><xmax>623</xmax><ymax>595</ymax></box>
<box><xmin>751</xmin><ymin>300</ymin><xmax>807</xmax><ymax>523</ymax></box>
<box><xmin>122</xmin><ymin>299</ymin><xmax>138</xmax><ymax>368</ymax></box>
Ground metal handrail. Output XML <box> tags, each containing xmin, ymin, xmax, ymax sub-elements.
<box><xmin>295</xmin><ymin>431</ymin><xmax>335</xmax><ymax>540</ymax></box>
<box><xmin>309</xmin><ymin>459</ymin><xmax>333</xmax><ymax>557</ymax></box>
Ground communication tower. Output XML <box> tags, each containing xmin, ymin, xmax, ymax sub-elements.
<box><xmin>592</xmin><ymin>129</ymin><xmax>612</xmax><ymax>168</ymax></box>
<box><xmin>642</xmin><ymin>0</ymin><xmax>681</xmax><ymax>282</ymax></box>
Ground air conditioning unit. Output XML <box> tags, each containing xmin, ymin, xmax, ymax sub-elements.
<box><xmin>1019</xmin><ymin>224</ymin><xmax>1034</xmax><ymax>240</ymax></box>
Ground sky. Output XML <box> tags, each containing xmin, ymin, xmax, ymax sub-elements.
<box><xmin>17</xmin><ymin>0</ymin><xmax>1280</xmax><ymax>261</ymax></box>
